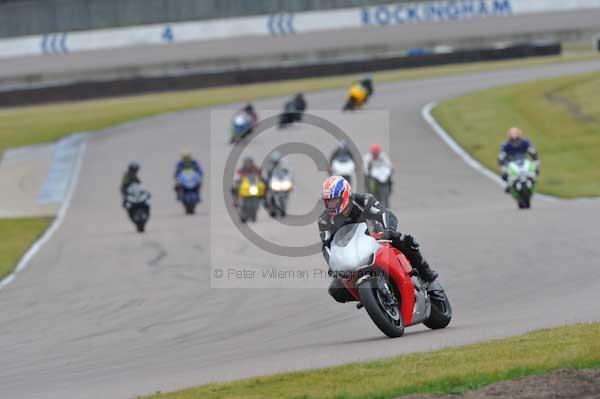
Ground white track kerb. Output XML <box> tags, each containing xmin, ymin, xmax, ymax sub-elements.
<box><xmin>0</xmin><ymin>136</ymin><xmax>88</xmax><ymax>291</ymax></box>
<box><xmin>421</xmin><ymin>101</ymin><xmax>557</xmax><ymax>202</ymax></box>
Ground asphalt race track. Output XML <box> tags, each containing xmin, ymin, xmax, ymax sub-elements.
<box><xmin>2</xmin><ymin>9</ymin><xmax>600</xmax><ymax>82</ymax></box>
<box><xmin>1</xmin><ymin>59</ymin><xmax>600</xmax><ymax>399</ymax></box>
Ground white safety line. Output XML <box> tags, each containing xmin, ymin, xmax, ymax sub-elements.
<box><xmin>0</xmin><ymin>136</ymin><xmax>88</xmax><ymax>291</ymax></box>
<box><xmin>420</xmin><ymin>101</ymin><xmax>560</xmax><ymax>202</ymax></box>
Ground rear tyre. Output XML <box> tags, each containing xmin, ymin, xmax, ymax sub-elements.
<box><xmin>359</xmin><ymin>276</ymin><xmax>404</xmax><ymax>338</ymax></box>
<box><xmin>424</xmin><ymin>290</ymin><xmax>452</xmax><ymax>330</ymax></box>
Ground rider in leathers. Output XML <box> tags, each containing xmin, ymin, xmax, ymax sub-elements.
<box><xmin>120</xmin><ymin>162</ymin><xmax>141</xmax><ymax>206</ymax></box>
<box><xmin>498</xmin><ymin>127</ymin><xmax>539</xmax><ymax>192</ymax></box>
<box><xmin>319</xmin><ymin>176</ymin><xmax>438</xmax><ymax>303</ymax></box>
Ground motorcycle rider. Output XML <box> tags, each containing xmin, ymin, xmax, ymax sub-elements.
<box><xmin>261</xmin><ymin>151</ymin><xmax>289</xmax><ymax>183</ymax></box>
<box><xmin>240</xmin><ymin>103</ymin><xmax>258</xmax><ymax>125</ymax></box>
<box><xmin>319</xmin><ymin>176</ymin><xmax>438</xmax><ymax>303</ymax></box>
<box><xmin>291</xmin><ymin>93</ymin><xmax>307</xmax><ymax>113</ymax></box>
<box><xmin>232</xmin><ymin>157</ymin><xmax>263</xmax><ymax>206</ymax></box>
<box><xmin>280</xmin><ymin>93</ymin><xmax>307</xmax><ymax>127</ymax></box>
<box><xmin>174</xmin><ymin>152</ymin><xmax>203</xmax><ymax>200</ymax></box>
<box><xmin>498</xmin><ymin>127</ymin><xmax>540</xmax><ymax>192</ymax></box>
<box><xmin>363</xmin><ymin>144</ymin><xmax>393</xmax><ymax>181</ymax></box>
<box><xmin>360</xmin><ymin>76</ymin><xmax>374</xmax><ymax>100</ymax></box>
<box><xmin>120</xmin><ymin>162</ymin><xmax>141</xmax><ymax>205</ymax></box>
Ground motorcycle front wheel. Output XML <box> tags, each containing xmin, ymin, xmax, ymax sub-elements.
<box><xmin>519</xmin><ymin>187</ymin><xmax>532</xmax><ymax>209</ymax></box>
<box><xmin>359</xmin><ymin>274</ymin><xmax>404</xmax><ymax>338</ymax></box>
<box><xmin>185</xmin><ymin>202</ymin><xmax>196</xmax><ymax>214</ymax></box>
<box><xmin>424</xmin><ymin>283</ymin><xmax>452</xmax><ymax>330</ymax></box>
<box><xmin>343</xmin><ymin>97</ymin><xmax>357</xmax><ymax>111</ymax></box>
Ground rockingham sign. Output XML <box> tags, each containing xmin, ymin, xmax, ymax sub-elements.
<box><xmin>0</xmin><ymin>0</ymin><xmax>599</xmax><ymax>58</ymax></box>
<box><xmin>360</xmin><ymin>0</ymin><xmax>512</xmax><ymax>25</ymax></box>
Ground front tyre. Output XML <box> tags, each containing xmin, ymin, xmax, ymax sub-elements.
<box><xmin>185</xmin><ymin>202</ymin><xmax>196</xmax><ymax>214</ymax></box>
<box><xmin>359</xmin><ymin>276</ymin><xmax>404</xmax><ymax>338</ymax></box>
<box><xmin>424</xmin><ymin>282</ymin><xmax>452</xmax><ymax>330</ymax></box>
<box><xmin>521</xmin><ymin>186</ymin><xmax>532</xmax><ymax>209</ymax></box>
<box><xmin>343</xmin><ymin>97</ymin><xmax>357</xmax><ymax>111</ymax></box>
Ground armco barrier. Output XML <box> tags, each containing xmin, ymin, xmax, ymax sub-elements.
<box><xmin>0</xmin><ymin>41</ymin><xmax>560</xmax><ymax>107</ymax></box>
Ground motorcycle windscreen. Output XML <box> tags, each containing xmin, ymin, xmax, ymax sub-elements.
<box><xmin>328</xmin><ymin>222</ymin><xmax>380</xmax><ymax>273</ymax></box>
<box><xmin>369</xmin><ymin>163</ymin><xmax>391</xmax><ymax>183</ymax></box>
<box><xmin>179</xmin><ymin>170</ymin><xmax>201</xmax><ymax>188</ymax></box>
<box><xmin>331</xmin><ymin>157</ymin><xmax>355</xmax><ymax>176</ymax></box>
<box><xmin>507</xmin><ymin>158</ymin><xmax>534</xmax><ymax>182</ymax></box>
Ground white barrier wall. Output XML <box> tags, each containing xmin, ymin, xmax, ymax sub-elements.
<box><xmin>1</xmin><ymin>0</ymin><xmax>600</xmax><ymax>59</ymax></box>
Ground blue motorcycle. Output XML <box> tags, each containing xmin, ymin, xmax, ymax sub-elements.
<box><xmin>230</xmin><ymin>112</ymin><xmax>254</xmax><ymax>143</ymax></box>
<box><xmin>176</xmin><ymin>169</ymin><xmax>202</xmax><ymax>214</ymax></box>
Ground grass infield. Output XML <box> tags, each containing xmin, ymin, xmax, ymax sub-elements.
<box><xmin>0</xmin><ymin>217</ymin><xmax>52</xmax><ymax>281</ymax></box>
<box><xmin>138</xmin><ymin>323</ymin><xmax>600</xmax><ymax>399</ymax></box>
<box><xmin>433</xmin><ymin>71</ymin><xmax>600</xmax><ymax>198</ymax></box>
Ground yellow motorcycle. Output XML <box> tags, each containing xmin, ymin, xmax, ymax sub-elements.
<box><xmin>237</xmin><ymin>173</ymin><xmax>265</xmax><ymax>223</ymax></box>
<box><xmin>343</xmin><ymin>79</ymin><xmax>372</xmax><ymax>111</ymax></box>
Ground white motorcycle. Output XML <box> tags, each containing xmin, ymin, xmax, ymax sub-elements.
<box><xmin>330</xmin><ymin>153</ymin><xmax>355</xmax><ymax>184</ymax></box>
<box><xmin>267</xmin><ymin>167</ymin><xmax>294</xmax><ymax>218</ymax></box>
<box><xmin>124</xmin><ymin>183</ymin><xmax>151</xmax><ymax>233</ymax></box>
<box><xmin>367</xmin><ymin>163</ymin><xmax>392</xmax><ymax>208</ymax></box>
<box><xmin>506</xmin><ymin>156</ymin><xmax>538</xmax><ymax>209</ymax></box>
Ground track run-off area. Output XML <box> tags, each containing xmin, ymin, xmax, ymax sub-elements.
<box><xmin>1</xmin><ymin>59</ymin><xmax>600</xmax><ymax>399</ymax></box>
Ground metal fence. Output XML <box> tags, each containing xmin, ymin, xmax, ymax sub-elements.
<box><xmin>0</xmin><ymin>0</ymin><xmax>418</xmax><ymax>38</ymax></box>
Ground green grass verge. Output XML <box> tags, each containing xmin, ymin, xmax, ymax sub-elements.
<box><xmin>432</xmin><ymin>71</ymin><xmax>600</xmax><ymax>198</ymax></box>
<box><xmin>139</xmin><ymin>323</ymin><xmax>600</xmax><ymax>399</ymax></box>
<box><xmin>0</xmin><ymin>51</ymin><xmax>597</xmax><ymax>153</ymax></box>
<box><xmin>0</xmin><ymin>217</ymin><xmax>53</xmax><ymax>280</ymax></box>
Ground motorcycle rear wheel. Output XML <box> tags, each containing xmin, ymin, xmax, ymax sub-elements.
<box><xmin>359</xmin><ymin>275</ymin><xmax>404</xmax><ymax>338</ymax></box>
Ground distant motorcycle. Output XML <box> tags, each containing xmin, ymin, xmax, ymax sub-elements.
<box><xmin>367</xmin><ymin>163</ymin><xmax>392</xmax><ymax>208</ymax></box>
<box><xmin>279</xmin><ymin>99</ymin><xmax>305</xmax><ymax>128</ymax></box>
<box><xmin>330</xmin><ymin>153</ymin><xmax>355</xmax><ymax>184</ymax></box>
<box><xmin>328</xmin><ymin>222</ymin><xmax>452</xmax><ymax>338</ymax></box>
<box><xmin>177</xmin><ymin>169</ymin><xmax>202</xmax><ymax>214</ymax></box>
<box><xmin>506</xmin><ymin>156</ymin><xmax>537</xmax><ymax>209</ymax></box>
<box><xmin>343</xmin><ymin>83</ymin><xmax>368</xmax><ymax>111</ymax></box>
<box><xmin>267</xmin><ymin>167</ymin><xmax>294</xmax><ymax>218</ymax></box>
<box><xmin>124</xmin><ymin>183</ymin><xmax>151</xmax><ymax>233</ymax></box>
<box><xmin>237</xmin><ymin>173</ymin><xmax>265</xmax><ymax>223</ymax></box>
<box><xmin>230</xmin><ymin>112</ymin><xmax>254</xmax><ymax>143</ymax></box>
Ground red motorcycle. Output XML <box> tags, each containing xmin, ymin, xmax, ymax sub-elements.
<box><xmin>327</xmin><ymin>223</ymin><xmax>452</xmax><ymax>338</ymax></box>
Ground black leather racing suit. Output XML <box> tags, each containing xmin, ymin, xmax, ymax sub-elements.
<box><xmin>318</xmin><ymin>193</ymin><xmax>437</xmax><ymax>303</ymax></box>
